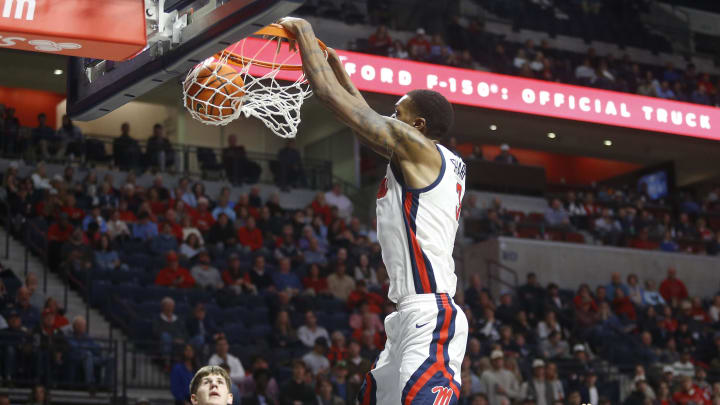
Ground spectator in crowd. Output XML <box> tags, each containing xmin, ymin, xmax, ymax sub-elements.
<box><xmin>544</xmin><ymin>198</ymin><xmax>571</xmax><ymax>228</ymax></box>
<box><xmin>325</xmin><ymin>183</ymin><xmax>353</xmax><ymax>221</ymax></box>
<box><xmin>659</xmin><ymin>267</ymin><xmax>688</xmax><ymax>306</ymax></box>
<box><xmin>368</xmin><ymin>25</ymin><xmax>392</xmax><ymax>55</ymax></box>
<box><xmin>297</xmin><ymin>310</ymin><xmax>329</xmax><ymax>349</ymax></box>
<box><xmin>13</xmin><ymin>286</ymin><xmax>40</xmax><ymax>329</ymax></box>
<box><xmin>31</xmin><ymin>162</ymin><xmax>52</xmax><ymax>191</ymax></box>
<box><xmin>67</xmin><ymin>315</ymin><xmax>112</xmax><ymax>387</ymax></box>
<box><xmin>186</xmin><ymin>302</ymin><xmax>219</xmax><ymax>353</ymax></box>
<box><xmin>540</xmin><ymin>331</ymin><xmax>570</xmax><ymax>360</ymax></box>
<box><xmin>179</xmin><ymin>233</ymin><xmax>203</xmax><ymax>260</ymax></box>
<box><xmin>520</xmin><ymin>359</ymin><xmax>553</xmax><ymax>404</ymax></box>
<box><xmin>170</xmin><ymin>344</ymin><xmax>196</xmax><ymax>405</ymax></box>
<box><xmin>276</xmin><ymin>139</ymin><xmax>305</xmax><ymax>190</ymax></box>
<box><xmin>27</xmin><ymin>385</ymin><xmax>48</xmax><ymax>405</ymax></box>
<box><xmin>155</xmin><ymin>251</ymin><xmax>195</xmax><ymax>288</ymax></box>
<box><xmin>132</xmin><ymin>212</ymin><xmax>159</xmax><ymax>241</ymax></box>
<box><xmin>153</xmin><ymin>297</ymin><xmax>187</xmax><ymax>358</ymax></box>
<box><xmin>151</xmin><ymin>222</ymin><xmax>180</xmax><ymax>256</ymax></box>
<box><xmin>272</xmin><ymin>257</ymin><xmax>302</xmax><ymax>296</ymax></box>
<box><xmin>0</xmin><ymin>309</ymin><xmax>31</xmax><ymax>381</ymax></box>
<box><xmin>302</xmin><ymin>337</ymin><xmax>331</xmax><ymax>376</ymax></box>
<box><xmin>146</xmin><ymin>123</ymin><xmax>174</xmax><ymax>171</ymax></box>
<box><xmin>222</xmin><ymin>134</ymin><xmax>261</xmax><ymax>185</ymax></box>
<box><xmin>579</xmin><ymin>371</ymin><xmax>602</xmax><ymax>405</ymax></box>
<box><xmin>113</xmin><ymin>122</ymin><xmax>142</xmax><ymax>172</ymax></box>
<box><xmin>388</xmin><ymin>40</ymin><xmax>409</xmax><ymax>59</ymax></box>
<box><xmin>605</xmin><ymin>272</ymin><xmax>629</xmax><ymax>302</ymax></box>
<box><xmin>56</xmin><ymin>115</ymin><xmax>84</xmax><ymax>161</ymax></box>
<box><xmin>481</xmin><ymin>350</ymin><xmax>521</xmax><ymax>405</ymax></box>
<box><xmin>33</xmin><ymin>307</ymin><xmax>68</xmax><ymax>383</ymax></box>
<box><xmin>248</xmin><ymin>255</ymin><xmax>274</xmax><ymax>291</ymax></box>
<box><xmin>191</xmin><ymin>251</ymin><xmax>223</xmax><ymax>290</ymax></box>
<box><xmin>32</xmin><ymin>113</ymin><xmax>55</xmax><ymax>159</ymax></box>
<box><xmin>407</xmin><ymin>28</ymin><xmax>430</xmax><ymax>60</ymax></box>
<box><xmin>208</xmin><ymin>336</ymin><xmax>245</xmax><ymax>385</ymax></box>
<box><xmin>280</xmin><ymin>360</ymin><xmax>316</xmax><ymax>405</ymax></box>
<box><xmin>494</xmin><ymin>144</ymin><xmax>518</xmax><ymax>164</ymax></box>
<box><xmin>327</xmin><ymin>263</ymin><xmax>356</xmax><ymax>302</ymax></box>
<box><xmin>546</xmin><ymin>362</ymin><xmax>565</xmax><ymax>402</ymax></box>
<box><xmin>316</xmin><ymin>379</ymin><xmax>344</xmax><ymax>405</ymax></box>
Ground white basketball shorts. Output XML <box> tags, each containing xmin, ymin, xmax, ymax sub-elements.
<box><xmin>357</xmin><ymin>293</ymin><xmax>468</xmax><ymax>405</ymax></box>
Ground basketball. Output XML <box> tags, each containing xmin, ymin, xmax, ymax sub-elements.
<box><xmin>184</xmin><ymin>62</ymin><xmax>245</xmax><ymax>119</ymax></box>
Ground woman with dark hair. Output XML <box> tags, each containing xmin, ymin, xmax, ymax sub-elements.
<box><xmin>179</xmin><ymin>232</ymin><xmax>202</xmax><ymax>260</ymax></box>
<box><xmin>272</xmin><ymin>309</ymin><xmax>298</xmax><ymax>348</ymax></box>
<box><xmin>44</xmin><ymin>297</ymin><xmax>70</xmax><ymax>333</ymax></box>
<box><xmin>170</xmin><ymin>344</ymin><xmax>197</xmax><ymax>405</ymax></box>
<box><xmin>95</xmin><ymin>234</ymin><xmax>126</xmax><ymax>271</ymax></box>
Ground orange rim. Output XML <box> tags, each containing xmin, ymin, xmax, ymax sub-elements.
<box><xmin>218</xmin><ymin>23</ymin><xmax>327</xmax><ymax>71</ymax></box>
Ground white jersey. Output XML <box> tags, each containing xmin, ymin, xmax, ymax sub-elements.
<box><xmin>376</xmin><ymin>144</ymin><xmax>466</xmax><ymax>303</ymax></box>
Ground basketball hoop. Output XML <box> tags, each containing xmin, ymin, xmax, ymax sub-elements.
<box><xmin>182</xmin><ymin>24</ymin><xmax>328</xmax><ymax>138</ymax></box>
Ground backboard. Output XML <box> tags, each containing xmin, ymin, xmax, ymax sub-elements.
<box><xmin>66</xmin><ymin>0</ymin><xmax>304</xmax><ymax>121</ymax></box>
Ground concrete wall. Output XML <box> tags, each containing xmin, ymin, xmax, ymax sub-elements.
<box><xmin>466</xmin><ymin>237</ymin><xmax>720</xmax><ymax>297</ymax></box>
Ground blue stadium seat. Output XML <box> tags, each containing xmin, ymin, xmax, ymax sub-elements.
<box><xmin>244</xmin><ymin>307</ymin><xmax>270</xmax><ymax>325</ymax></box>
<box><xmin>249</xmin><ymin>325</ymin><xmax>272</xmax><ymax>342</ymax></box>
<box><xmin>90</xmin><ymin>280</ymin><xmax>111</xmax><ymax>307</ymax></box>
<box><xmin>224</xmin><ymin>323</ymin><xmax>249</xmax><ymax>344</ymax></box>
<box><xmin>223</xmin><ymin>307</ymin><xmax>249</xmax><ymax>323</ymax></box>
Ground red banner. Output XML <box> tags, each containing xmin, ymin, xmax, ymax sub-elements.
<box><xmin>231</xmin><ymin>38</ymin><xmax>719</xmax><ymax>141</ymax></box>
<box><xmin>0</xmin><ymin>0</ymin><xmax>146</xmax><ymax>61</ymax></box>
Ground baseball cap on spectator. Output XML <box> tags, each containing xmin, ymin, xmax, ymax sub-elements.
<box><xmin>228</xmin><ymin>252</ymin><xmax>240</xmax><ymax>261</ymax></box>
<box><xmin>42</xmin><ymin>308</ymin><xmax>53</xmax><ymax>317</ymax></box>
<box><xmin>490</xmin><ymin>350</ymin><xmax>504</xmax><ymax>360</ymax></box>
<box><xmin>416</xmin><ymin>28</ymin><xmax>425</xmax><ymax>35</ymax></box>
<box><xmin>9</xmin><ymin>161</ymin><xmax>18</xmax><ymax>169</ymax></box>
<box><xmin>198</xmin><ymin>197</ymin><xmax>209</xmax><ymax>205</ymax></box>
<box><xmin>663</xmin><ymin>365</ymin><xmax>674</xmax><ymax>375</ymax></box>
<box><xmin>500</xmin><ymin>289</ymin><xmax>512</xmax><ymax>297</ymax></box>
<box><xmin>573</xmin><ymin>344</ymin><xmax>585</xmax><ymax>352</ymax></box>
<box><xmin>53</xmin><ymin>174</ymin><xmax>63</xmax><ymax>182</ymax></box>
<box><xmin>166</xmin><ymin>251</ymin><xmax>178</xmax><ymax>262</ymax></box>
<box><xmin>136</xmin><ymin>398</ymin><xmax>150</xmax><ymax>405</ymax></box>
<box><xmin>532</xmin><ymin>359</ymin><xmax>545</xmax><ymax>368</ymax></box>
<box><xmin>500</xmin><ymin>143</ymin><xmax>510</xmax><ymax>151</ymax></box>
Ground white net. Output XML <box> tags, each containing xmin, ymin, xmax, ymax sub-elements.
<box><xmin>182</xmin><ymin>33</ymin><xmax>321</xmax><ymax>138</ymax></box>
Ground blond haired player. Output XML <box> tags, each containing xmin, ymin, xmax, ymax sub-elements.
<box><xmin>188</xmin><ymin>365</ymin><xmax>233</xmax><ymax>405</ymax></box>
<box><xmin>279</xmin><ymin>17</ymin><xmax>468</xmax><ymax>405</ymax></box>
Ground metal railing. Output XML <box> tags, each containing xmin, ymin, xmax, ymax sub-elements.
<box><xmin>0</xmin><ymin>334</ymin><xmax>119</xmax><ymax>399</ymax></box>
<box><xmin>485</xmin><ymin>257</ymin><xmax>519</xmax><ymax>297</ymax></box>
<box><xmin>82</xmin><ymin>133</ymin><xmax>334</xmax><ymax>191</ymax></box>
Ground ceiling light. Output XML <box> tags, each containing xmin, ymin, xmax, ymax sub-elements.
<box><xmin>547</xmin><ymin>132</ymin><xmax>556</xmax><ymax>139</ymax></box>
<box><xmin>604</xmin><ymin>140</ymin><xmax>613</xmax><ymax>146</ymax></box>
<box><xmin>489</xmin><ymin>124</ymin><xmax>497</xmax><ymax>131</ymax></box>
<box><xmin>53</xmin><ymin>69</ymin><xmax>63</xmax><ymax>75</ymax></box>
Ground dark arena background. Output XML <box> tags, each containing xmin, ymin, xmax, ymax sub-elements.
<box><xmin>2</xmin><ymin>0</ymin><xmax>720</xmax><ymax>404</ymax></box>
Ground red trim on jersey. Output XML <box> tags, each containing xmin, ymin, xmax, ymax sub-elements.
<box><xmin>403</xmin><ymin>191</ymin><xmax>432</xmax><ymax>293</ymax></box>
<box><xmin>403</xmin><ymin>295</ymin><xmax>459</xmax><ymax>404</ymax></box>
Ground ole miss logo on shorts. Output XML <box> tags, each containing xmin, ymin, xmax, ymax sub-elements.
<box><xmin>377</xmin><ymin>178</ymin><xmax>388</xmax><ymax>199</ymax></box>
<box><xmin>431</xmin><ymin>386</ymin><xmax>453</xmax><ymax>405</ymax></box>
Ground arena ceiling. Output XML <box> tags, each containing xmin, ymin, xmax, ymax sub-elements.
<box><xmin>2</xmin><ymin>49</ymin><xmax>720</xmax><ymax>186</ymax></box>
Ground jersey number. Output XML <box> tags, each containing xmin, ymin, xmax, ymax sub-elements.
<box><xmin>455</xmin><ymin>183</ymin><xmax>462</xmax><ymax>221</ymax></box>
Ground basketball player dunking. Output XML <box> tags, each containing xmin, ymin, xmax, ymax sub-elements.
<box><xmin>280</xmin><ymin>17</ymin><xmax>468</xmax><ymax>405</ymax></box>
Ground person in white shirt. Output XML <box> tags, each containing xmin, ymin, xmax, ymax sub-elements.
<box><xmin>672</xmin><ymin>350</ymin><xmax>695</xmax><ymax>378</ymax></box>
<box><xmin>480</xmin><ymin>350</ymin><xmax>521</xmax><ymax>405</ymax></box>
<box><xmin>208</xmin><ymin>336</ymin><xmax>245</xmax><ymax>384</ymax></box>
<box><xmin>324</xmin><ymin>183</ymin><xmax>353</xmax><ymax>221</ymax></box>
<box><xmin>709</xmin><ymin>295</ymin><xmax>720</xmax><ymax>323</ymax></box>
<box><xmin>520</xmin><ymin>359</ymin><xmax>552</xmax><ymax>405</ymax></box>
<box><xmin>642</xmin><ymin>279</ymin><xmax>666</xmax><ymax>307</ymax></box>
<box><xmin>301</xmin><ymin>337</ymin><xmax>331</xmax><ymax>376</ymax></box>
<box><xmin>297</xmin><ymin>310</ymin><xmax>329</xmax><ymax>348</ymax></box>
<box><xmin>575</xmin><ymin>58</ymin><xmax>597</xmax><ymax>82</ymax></box>
<box><xmin>31</xmin><ymin>162</ymin><xmax>53</xmax><ymax>191</ymax></box>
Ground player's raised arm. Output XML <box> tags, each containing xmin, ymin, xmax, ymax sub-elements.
<box><xmin>278</xmin><ymin>18</ymin><xmax>437</xmax><ymax>164</ymax></box>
